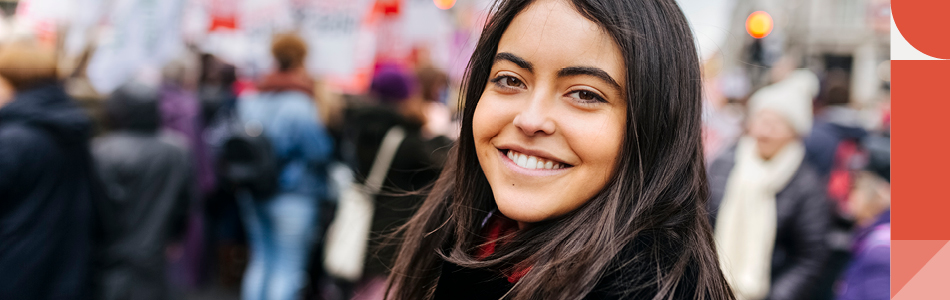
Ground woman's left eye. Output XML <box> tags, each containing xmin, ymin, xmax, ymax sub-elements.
<box><xmin>490</xmin><ymin>75</ymin><xmax>527</xmax><ymax>90</ymax></box>
<box><xmin>566</xmin><ymin>90</ymin><xmax>607</xmax><ymax>103</ymax></box>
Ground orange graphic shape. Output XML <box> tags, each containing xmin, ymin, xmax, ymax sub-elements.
<box><xmin>891</xmin><ymin>60</ymin><xmax>950</xmax><ymax>240</ymax></box>
<box><xmin>892</xmin><ymin>0</ymin><xmax>950</xmax><ymax>59</ymax></box>
<box><xmin>891</xmin><ymin>240</ymin><xmax>948</xmax><ymax>298</ymax></box>
<box><xmin>893</xmin><ymin>240</ymin><xmax>950</xmax><ymax>299</ymax></box>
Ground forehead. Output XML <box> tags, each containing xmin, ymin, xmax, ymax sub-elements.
<box><xmin>497</xmin><ymin>0</ymin><xmax>625</xmax><ymax>85</ymax></box>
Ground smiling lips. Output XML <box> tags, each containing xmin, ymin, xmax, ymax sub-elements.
<box><xmin>505</xmin><ymin>149</ymin><xmax>569</xmax><ymax>170</ymax></box>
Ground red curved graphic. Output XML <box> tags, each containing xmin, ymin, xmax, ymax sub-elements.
<box><xmin>893</xmin><ymin>0</ymin><xmax>950</xmax><ymax>59</ymax></box>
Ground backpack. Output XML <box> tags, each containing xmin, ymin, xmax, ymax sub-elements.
<box><xmin>216</xmin><ymin>102</ymin><xmax>283</xmax><ymax>200</ymax></box>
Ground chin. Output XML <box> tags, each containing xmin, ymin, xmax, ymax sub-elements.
<box><xmin>495</xmin><ymin>203</ymin><xmax>549</xmax><ymax>225</ymax></box>
<box><xmin>492</xmin><ymin>190</ymin><xmax>563</xmax><ymax>224</ymax></box>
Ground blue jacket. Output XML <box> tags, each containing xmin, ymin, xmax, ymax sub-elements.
<box><xmin>238</xmin><ymin>91</ymin><xmax>334</xmax><ymax>199</ymax></box>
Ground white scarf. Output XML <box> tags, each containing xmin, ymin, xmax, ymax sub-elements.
<box><xmin>714</xmin><ymin>137</ymin><xmax>805</xmax><ymax>300</ymax></box>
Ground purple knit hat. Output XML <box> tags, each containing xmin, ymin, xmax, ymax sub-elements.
<box><xmin>370</xmin><ymin>67</ymin><xmax>416</xmax><ymax>103</ymax></box>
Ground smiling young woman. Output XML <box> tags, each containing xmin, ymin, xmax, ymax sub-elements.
<box><xmin>385</xmin><ymin>0</ymin><xmax>735</xmax><ymax>299</ymax></box>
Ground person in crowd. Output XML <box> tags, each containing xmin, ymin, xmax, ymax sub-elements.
<box><xmin>162</xmin><ymin>53</ymin><xmax>215</xmax><ymax>196</ymax></box>
<box><xmin>414</xmin><ymin>66</ymin><xmax>455</xmax><ymax>140</ymax></box>
<box><xmin>708</xmin><ymin>70</ymin><xmax>832</xmax><ymax>300</ymax></box>
<box><xmin>701</xmin><ymin>53</ymin><xmax>743</xmax><ymax>162</ymax></box>
<box><xmin>160</xmin><ymin>52</ymin><xmax>212</xmax><ymax>289</ymax></box>
<box><xmin>197</xmin><ymin>54</ymin><xmax>249</xmax><ymax>289</ymax></box>
<box><xmin>803</xmin><ymin>69</ymin><xmax>868</xmax><ymax>300</ymax></box>
<box><xmin>256</xmin><ymin>34</ymin><xmax>316</xmax><ymax>97</ymax></box>
<box><xmin>0</xmin><ymin>41</ymin><xmax>98</xmax><ymax>300</ymax></box>
<box><xmin>386</xmin><ymin>0</ymin><xmax>735</xmax><ymax>299</ymax></box>
<box><xmin>339</xmin><ymin>67</ymin><xmax>453</xmax><ymax>299</ymax></box>
<box><xmin>836</xmin><ymin>134</ymin><xmax>889</xmax><ymax>300</ymax></box>
<box><xmin>199</xmin><ymin>53</ymin><xmax>239</xmax><ymax>126</ymax></box>
<box><xmin>92</xmin><ymin>81</ymin><xmax>194</xmax><ymax>300</ymax></box>
<box><xmin>256</xmin><ymin>33</ymin><xmax>344</xmax><ymax>134</ymax></box>
<box><xmin>805</xmin><ymin>69</ymin><xmax>868</xmax><ymax>180</ymax></box>
<box><xmin>236</xmin><ymin>32</ymin><xmax>335</xmax><ymax>300</ymax></box>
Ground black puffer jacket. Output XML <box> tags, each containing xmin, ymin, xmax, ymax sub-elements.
<box><xmin>340</xmin><ymin>104</ymin><xmax>452</xmax><ymax>277</ymax></box>
<box><xmin>92</xmin><ymin>82</ymin><xmax>194</xmax><ymax>300</ymax></box>
<box><xmin>433</xmin><ymin>230</ymin><xmax>703</xmax><ymax>300</ymax></box>
<box><xmin>707</xmin><ymin>145</ymin><xmax>832</xmax><ymax>300</ymax></box>
<box><xmin>0</xmin><ymin>84</ymin><xmax>97</xmax><ymax>300</ymax></box>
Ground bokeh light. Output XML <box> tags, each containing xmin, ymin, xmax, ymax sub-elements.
<box><xmin>746</xmin><ymin>11</ymin><xmax>773</xmax><ymax>39</ymax></box>
<box><xmin>434</xmin><ymin>0</ymin><xmax>456</xmax><ymax>10</ymax></box>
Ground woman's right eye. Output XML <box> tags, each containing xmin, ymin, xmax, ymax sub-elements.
<box><xmin>490</xmin><ymin>75</ymin><xmax>527</xmax><ymax>90</ymax></box>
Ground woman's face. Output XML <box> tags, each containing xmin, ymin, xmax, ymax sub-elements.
<box><xmin>747</xmin><ymin>109</ymin><xmax>797</xmax><ymax>160</ymax></box>
<box><xmin>473</xmin><ymin>0</ymin><xmax>626</xmax><ymax>226</ymax></box>
<box><xmin>847</xmin><ymin>172</ymin><xmax>889</xmax><ymax>225</ymax></box>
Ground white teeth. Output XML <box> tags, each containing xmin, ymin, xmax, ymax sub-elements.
<box><xmin>506</xmin><ymin>150</ymin><xmax>565</xmax><ymax>170</ymax></box>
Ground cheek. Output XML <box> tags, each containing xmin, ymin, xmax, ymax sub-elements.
<box><xmin>746</xmin><ymin>120</ymin><xmax>765</xmax><ymax>139</ymax></box>
<box><xmin>779</xmin><ymin>125</ymin><xmax>798</xmax><ymax>141</ymax></box>
<box><xmin>562</xmin><ymin>111</ymin><xmax>626</xmax><ymax>199</ymax></box>
<box><xmin>572</xmin><ymin>122</ymin><xmax>623</xmax><ymax>171</ymax></box>
<box><xmin>847</xmin><ymin>192</ymin><xmax>865</xmax><ymax>215</ymax></box>
<box><xmin>472</xmin><ymin>96</ymin><xmax>507</xmax><ymax>143</ymax></box>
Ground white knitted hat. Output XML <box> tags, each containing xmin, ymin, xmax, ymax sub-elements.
<box><xmin>747</xmin><ymin>70</ymin><xmax>819</xmax><ymax>137</ymax></box>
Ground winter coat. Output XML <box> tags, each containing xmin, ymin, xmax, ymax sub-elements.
<box><xmin>804</xmin><ymin>107</ymin><xmax>868</xmax><ymax>178</ymax></box>
<box><xmin>707</xmin><ymin>145</ymin><xmax>832</xmax><ymax>300</ymax></box>
<box><xmin>91</xmin><ymin>131</ymin><xmax>194</xmax><ymax>300</ymax></box>
<box><xmin>432</xmin><ymin>230</ymin><xmax>702</xmax><ymax>300</ymax></box>
<box><xmin>836</xmin><ymin>210</ymin><xmax>889</xmax><ymax>300</ymax></box>
<box><xmin>0</xmin><ymin>84</ymin><xmax>97</xmax><ymax>300</ymax></box>
<box><xmin>160</xmin><ymin>83</ymin><xmax>215</xmax><ymax>195</ymax></box>
<box><xmin>341</xmin><ymin>104</ymin><xmax>452</xmax><ymax>276</ymax></box>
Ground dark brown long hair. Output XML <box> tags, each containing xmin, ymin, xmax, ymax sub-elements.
<box><xmin>386</xmin><ymin>0</ymin><xmax>734</xmax><ymax>299</ymax></box>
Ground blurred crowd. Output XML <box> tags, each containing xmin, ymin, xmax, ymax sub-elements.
<box><xmin>0</xmin><ymin>33</ymin><xmax>455</xmax><ymax>300</ymax></box>
<box><xmin>0</xmin><ymin>19</ymin><xmax>890</xmax><ymax>300</ymax></box>
<box><xmin>704</xmin><ymin>60</ymin><xmax>891</xmax><ymax>300</ymax></box>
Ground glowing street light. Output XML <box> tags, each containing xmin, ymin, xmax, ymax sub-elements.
<box><xmin>434</xmin><ymin>0</ymin><xmax>456</xmax><ymax>10</ymax></box>
<box><xmin>746</xmin><ymin>11</ymin><xmax>773</xmax><ymax>39</ymax></box>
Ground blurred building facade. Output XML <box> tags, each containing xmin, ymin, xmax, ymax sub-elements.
<box><xmin>720</xmin><ymin>0</ymin><xmax>890</xmax><ymax>106</ymax></box>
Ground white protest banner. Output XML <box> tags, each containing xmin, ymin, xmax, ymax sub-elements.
<box><xmin>297</xmin><ymin>0</ymin><xmax>377</xmax><ymax>93</ymax></box>
<box><xmin>86</xmin><ymin>0</ymin><xmax>187</xmax><ymax>94</ymax></box>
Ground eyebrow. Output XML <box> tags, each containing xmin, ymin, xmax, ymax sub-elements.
<box><xmin>494</xmin><ymin>52</ymin><xmax>533</xmax><ymax>71</ymax></box>
<box><xmin>494</xmin><ymin>52</ymin><xmax>622</xmax><ymax>92</ymax></box>
<box><xmin>557</xmin><ymin>66</ymin><xmax>622</xmax><ymax>91</ymax></box>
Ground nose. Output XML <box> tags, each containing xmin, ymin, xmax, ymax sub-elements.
<box><xmin>512</xmin><ymin>95</ymin><xmax>556</xmax><ymax>136</ymax></box>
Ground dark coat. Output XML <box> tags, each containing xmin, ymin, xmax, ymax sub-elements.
<box><xmin>432</xmin><ymin>231</ymin><xmax>702</xmax><ymax>300</ymax></box>
<box><xmin>341</xmin><ymin>104</ymin><xmax>452</xmax><ymax>276</ymax></box>
<box><xmin>0</xmin><ymin>84</ymin><xmax>97</xmax><ymax>300</ymax></box>
<box><xmin>92</xmin><ymin>132</ymin><xmax>194</xmax><ymax>300</ymax></box>
<box><xmin>804</xmin><ymin>108</ymin><xmax>867</xmax><ymax>178</ymax></box>
<box><xmin>707</xmin><ymin>146</ymin><xmax>832</xmax><ymax>300</ymax></box>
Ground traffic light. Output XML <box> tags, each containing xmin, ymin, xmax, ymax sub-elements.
<box><xmin>434</xmin><ymin>0</ymin><xmax>456</xmax><ymax>10</ymax></box>
<box><xmin>746</xmin><ymin>11</ymin><xmax>773</xmax><ymax>39</ymax></box>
